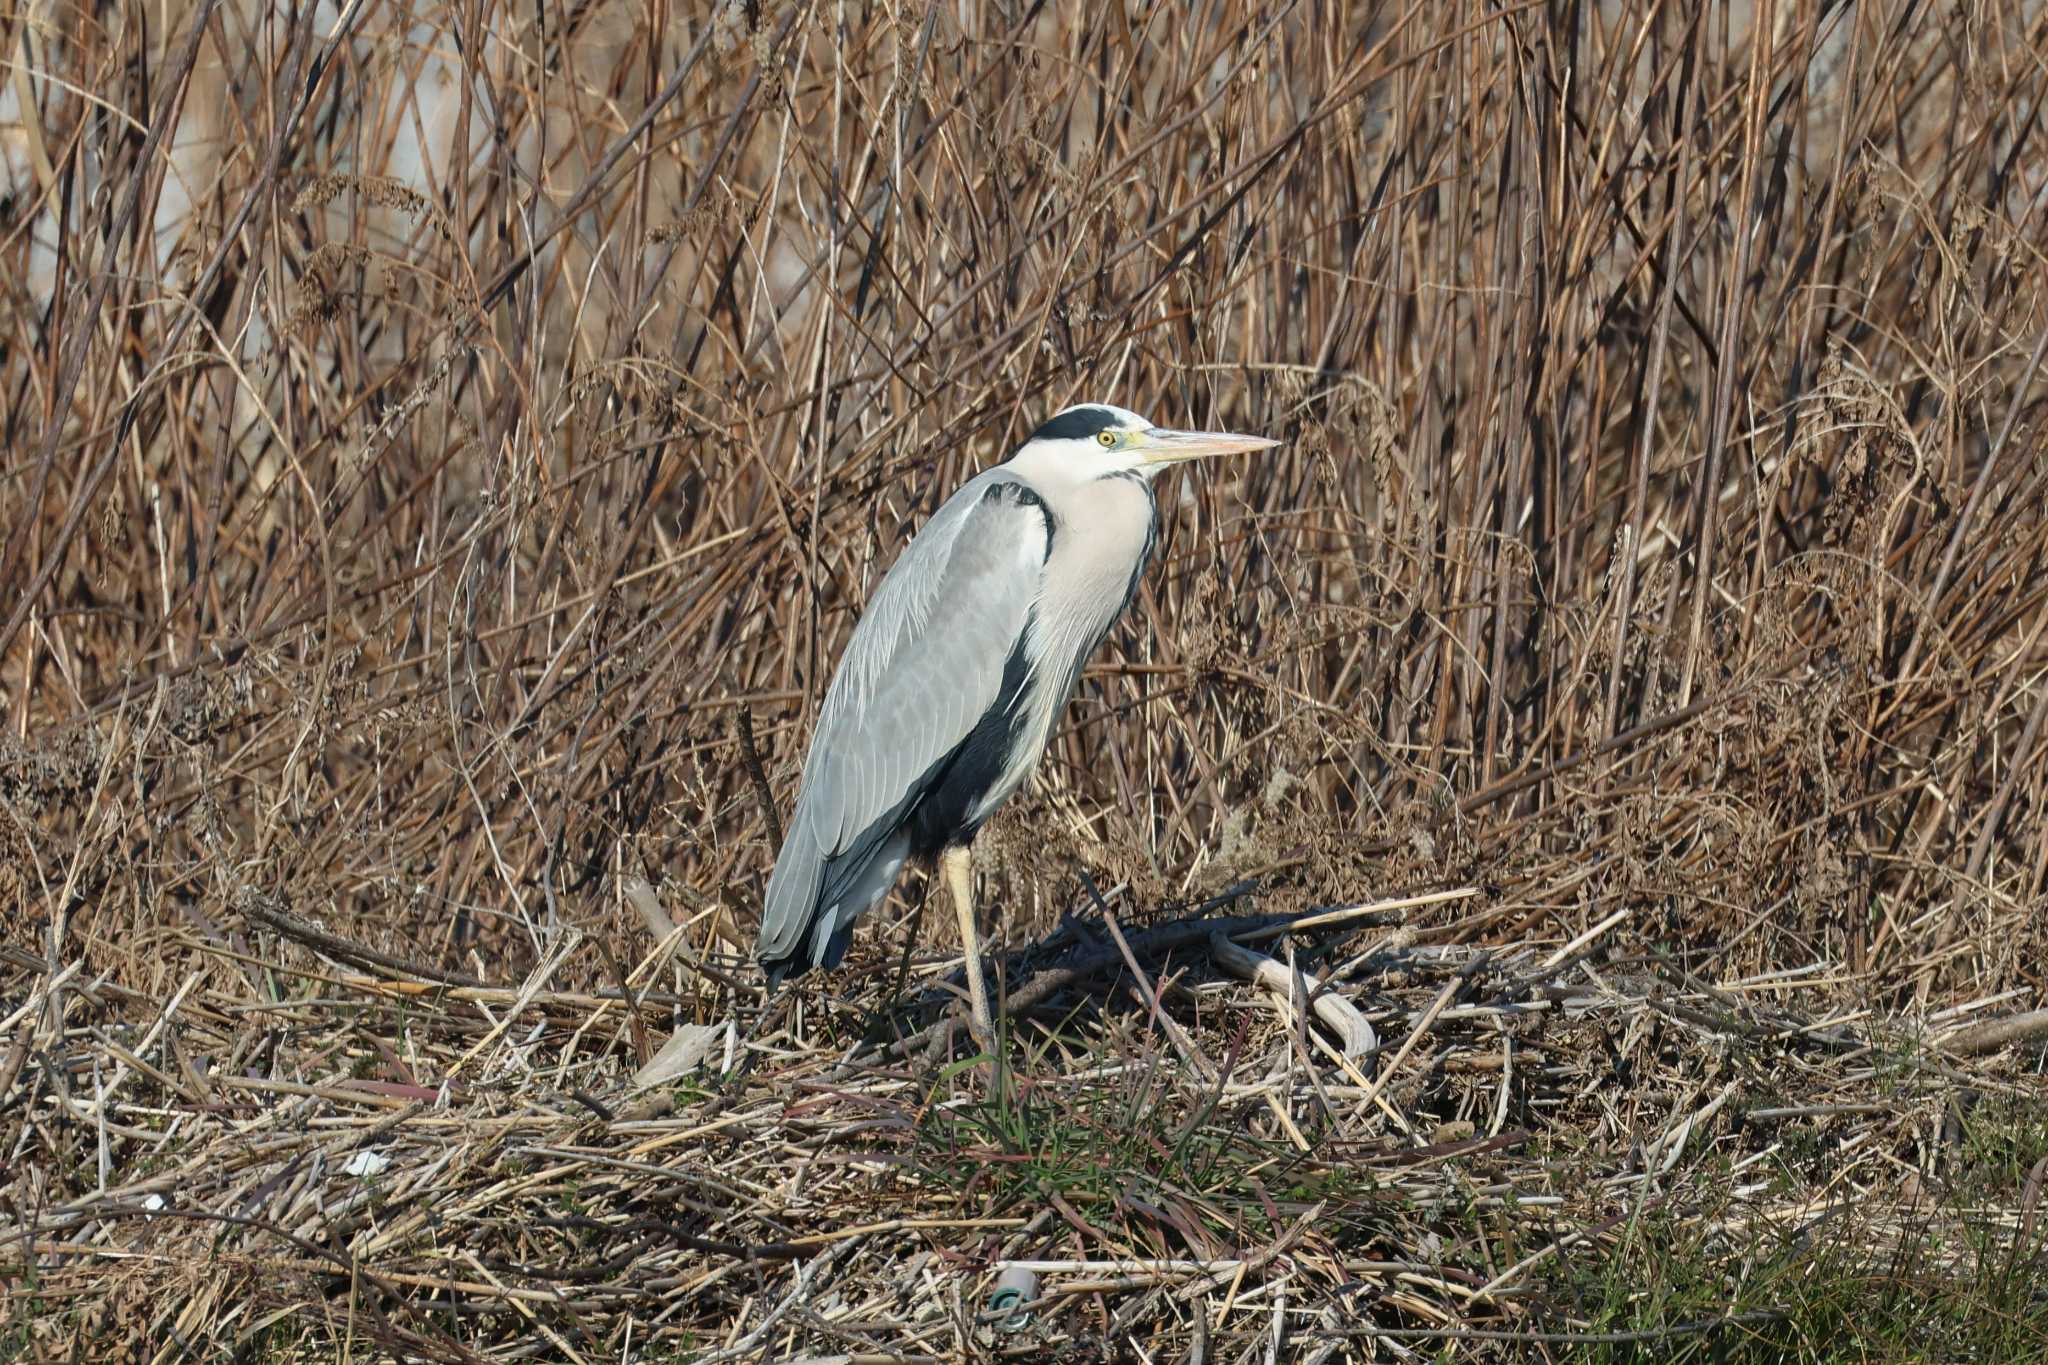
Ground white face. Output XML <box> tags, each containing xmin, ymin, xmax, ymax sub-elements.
<box><xmin>1014</xmin><ymin>403</ymin><xmax>1280</xmax><ymax>481</ymax></box>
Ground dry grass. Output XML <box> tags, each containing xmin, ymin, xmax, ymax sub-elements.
<box><xmin>4</xmin><ymin>0</ymin><xmax>2048</xmax><ymax>1358</ymax></box>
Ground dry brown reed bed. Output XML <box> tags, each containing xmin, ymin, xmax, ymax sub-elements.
<box><xmin>3</xmin><ymin>0</ymin><xmax>2047</xmax><ymax>1358</ymax></box>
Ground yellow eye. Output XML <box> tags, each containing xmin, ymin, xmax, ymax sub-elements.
<box><xmin>1096</xmin><ymin>430</ymin><xmax>1118</xmax><ymax>448</ymax></box>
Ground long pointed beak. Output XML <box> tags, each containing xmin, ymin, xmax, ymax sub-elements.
<box><xmin>1133</xmin><ymin>427</ymin><xmax>1282</xmax><ymax>466</ymax></box>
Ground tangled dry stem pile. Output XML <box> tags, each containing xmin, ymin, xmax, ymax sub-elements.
<box><xmin>2</xmin><ymin>0</ymin><xmax>2046</xmax><ymax>1359</ymax></box>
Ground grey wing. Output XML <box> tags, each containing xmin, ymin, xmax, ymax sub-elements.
<box><xmin>757</xmin><ymin>472</ymin><xmax>1048</xmax><ymax>970</ymax></box>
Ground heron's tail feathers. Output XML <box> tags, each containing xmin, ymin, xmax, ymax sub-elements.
<box><xmin>757</xmin><ymin>821</ymin><xmax>911</xmax><ymax>980</ymax></box>
<box><xmin>757</xmin><ymin>818</ymin><xmax>829</xmax><ymax>978</ymax></box>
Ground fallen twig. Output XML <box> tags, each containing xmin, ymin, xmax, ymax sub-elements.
<box><xmin>1209</xmin><ymin>932</ymin><xmax>1376</xmax><ymax>1058</ymax></box>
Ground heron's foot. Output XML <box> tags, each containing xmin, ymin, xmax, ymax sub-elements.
<box><xmin>919</xmin><ymin>996</ymin><xmax>988</xmax><ymax>1067</ymax></box>
<box><xmin>946</xmin><ymin>998</ymin><xmax>1011</xmax><ymax>1102</ymax></box>
<box><xmin>933</xmin><ymin>977</ymin><xmax>992</xmax><ymax>1048</ymax></box>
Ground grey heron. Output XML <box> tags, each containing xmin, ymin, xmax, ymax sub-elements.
<box><xmin>757</xmin><ymin>403</ymin><xmax>1280</xmax><ymax>1041</ymax></box>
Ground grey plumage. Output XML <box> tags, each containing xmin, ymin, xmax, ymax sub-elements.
<box><xmin>756</xmin><ymin>403</ymin><xmax>1279</xmax><ymax>1030</ymax></box>
<box><xmin>758</xmin><ymin>470</ymin><xmax>1046</xmax><ymax>973</ymax></box>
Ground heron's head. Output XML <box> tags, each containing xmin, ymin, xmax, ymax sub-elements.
<box><xmin>1014</xmin><ymin>403</ymin><xmax>1280</xmax><ymax>482</ymax></box>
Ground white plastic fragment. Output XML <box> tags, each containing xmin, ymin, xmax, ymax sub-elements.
<box><xmin>632</xmin><ymin>1022</ymin><xmax>731</xmax><ymax>1089</ymax></box>
<box><xmin>342</xmin><ymin>1149</ymin><xmax>391</xmax><ymax>1177</ymax></box>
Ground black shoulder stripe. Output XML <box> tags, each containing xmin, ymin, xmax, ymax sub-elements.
<box><xmin>983</xmin><ymin>480</ymin><xmax>1056</xmax><ymax>558</ymax></box>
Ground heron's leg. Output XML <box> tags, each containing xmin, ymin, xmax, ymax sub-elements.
<box><xmin>941</xmin><ymin>844</ymin><xmax>993</xmax><ymax>1043</ymax></box>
